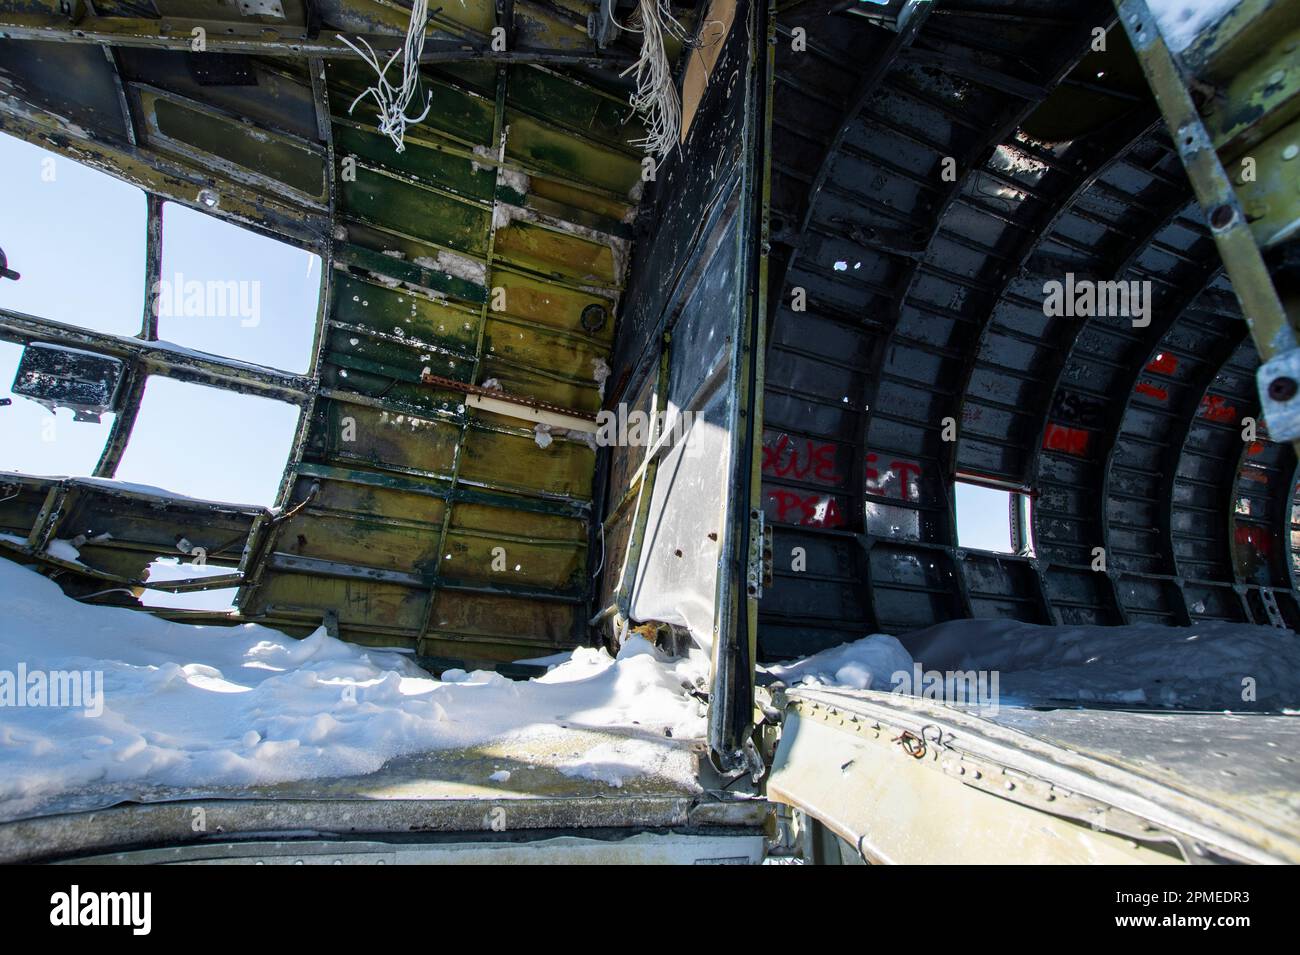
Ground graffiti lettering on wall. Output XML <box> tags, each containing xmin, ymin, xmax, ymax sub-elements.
<box><xmin>766</xmin><ymin>488</ymin><xmax>847</xmax><ymax>527</ymax></box>
<box><xmin>1134</xmin><ymin>381</ymin><xmax>1168</xmax><ymax>401</ymax></box>
<box><xmin>865</xmin><ymin>454</ymin><xmax>921</xmax><ymax>502</ymax></box>
<box><xmin>1134</xmin><ymin>352</ymin><xmax>1179</xmax><ymax>403</ymax></box>
<box><xmin>1145</xmin><ymin>352</ymin><xmax>1179</xmax><ymax>376</ymax></box>
<box><xmin>761</xmin><ymin>430</ymin><xmax>850</xmax><ymax>527</ymax></box>
<box><xmin>1050</xmin><ymin>389</ymin><xmax>1106</xmax><ymax>429</ymax></box>
<box><xmin>761</xmin><ymin>431</ymin><xmax>842</xmax><ymax>485</ymax></box>
<box><xmin>1041</xmin><ymin>388</ymin><xmax>1107</xmax><ymax>458</ymax></box>
<box><xmin>1198</xmin><ymin>393</ymin><xmax>1238</xmax><ymax>424</ymax></box>
<box><xmin>760</xmin><ymin>440</ymin><xmax>926</xmax><ymax>527</ymax></box>
<box><xmin>1042</xmin><ymin>422</ymin><xmax>1091</xmax><ymax>456</ymax></box>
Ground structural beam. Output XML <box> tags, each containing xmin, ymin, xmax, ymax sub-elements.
<box><xmin>0</xmin><ymin>13</ymin><xmax>635</xmax><ymax>66</ymax></box>
<box><xmin>0</xmin><ymin>308</ymin><xmax>315</xmax><ymax>405</ymax></box>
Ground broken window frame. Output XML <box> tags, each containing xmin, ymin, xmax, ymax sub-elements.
<box><xmin>953</xmin><ymin>472</ymin><xmax>1036</xmax><ymax>558</ymax></box>
<box><xmin>0</xmin><ymin>140</ymin><xmax>330</xmax><ymax>607</ymax></box>
<box><xmin>152</xmin><ymin>199</ymin><xmax>323</xmax><ymax>375</ymax></box>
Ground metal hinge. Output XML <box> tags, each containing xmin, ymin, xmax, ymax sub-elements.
<box><xmin>746</xmin><ymin>508</ymin><xmax>773</xmax><ymax>600</ymax></box>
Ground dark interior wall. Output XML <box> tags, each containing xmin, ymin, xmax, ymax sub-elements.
<box><xmin>599</xmin><ymin>0</ymin><xmax>757</xmax><ymax>647</ymax></box>
<box><xmin>598</xmin><ymin>0</ymin><xmax>765</xmax><ymax>764</ymax></box>
<box><xmin>756</xmin><ymin>0</ymin><xmax>1300</xmax><ymax>663</ymax></box>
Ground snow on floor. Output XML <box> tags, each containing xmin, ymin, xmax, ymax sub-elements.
<box><xmin>0</xmin><ymin>558</ymin><xmax>708</xmax><ymax>821</ymax></box>
<box><xmin>767</xmin><ymin>618</ymin><xmax>1300</xmax><ymax>711</ymax></box>
<box><xmin>767</xmin><ymin>635</ymin><xmax>912</xmax><ymax>692</ymax></box>
<box><xmin>1148</xmin><ymin>0</ymin><xmax>1240</xmax><ymax>53</ymax></box>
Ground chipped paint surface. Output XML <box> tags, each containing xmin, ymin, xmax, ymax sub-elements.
<box><xmin>0</xmin><ymin>0</ymin><xmax>663</xmax><ymax>665</ymax></box>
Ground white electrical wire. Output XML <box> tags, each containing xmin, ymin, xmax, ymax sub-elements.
<box><xmin>615</xmin><ymin>0</ymin><xmax>695</xmax><ymax>158</ymax></box>
<box><xmin>339</xmin><ymin>0</ymin><xmax>434</xmax><ymax>152</ymax></box>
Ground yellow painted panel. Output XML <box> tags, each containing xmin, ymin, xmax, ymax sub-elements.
<box><xmin>484</xmin><ymin>314</ymin><xmax>606</xmax><ymax>382</ymax></box>
<box><xmin>322</xmin><ymin>401</ymin><xmax>461</xmax><ymax>475</ymax></box>
<box><xmin>458</xmin><ymin>425</ymin><xmax>595</xmax><ymax>498</ymax></box>
<box><xmin>493</xmin><ymin>220</ymin><xmax>618</xmax><ymax>286</ymax></box>
<box><xmin>299</xmin><ymin>476</ymin><xmax>447</xmax><ymax>525</ymax></box>
<box><xmin>250</xmin><ymin>574</ymin><xmax>427</xmax><ymax>632</ymax></box>
<box><xmin>276</xmin><ymin>512</ymin><xmax>441</xmax><ymax>576</ymax></box>
<box><xmin>528</xmin><ymin>176</ymin><xmax>634</xmax><ymax>222</ymax></box>
<box><xmin>489</xmin><ymin>268</ymin><xmax>616</xmax><ymax>342</ymax></box>
<box><xmin>426</xmin><ymin>590</ymin><xmax>578</xmax><ymax>645</ymax></box>
<box><xmin>505</xmin><ymin>112</ymin><xmax>641</xmax><ymax>195</ymax></box>
<box><xmin>441</xmin><ymin>530</ymin><xmax>585</xmax><ymax>588</ymax></box>
<box><xmin>450</xmin><ymin>501</ymin><xmax>586</xmax><ymax>541</ymax></box>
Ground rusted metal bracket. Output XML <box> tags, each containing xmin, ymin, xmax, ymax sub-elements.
<box><xmin>419</xmin><ymin>370</ymin><xmax>598</xmax><ymax>430</ymax></box>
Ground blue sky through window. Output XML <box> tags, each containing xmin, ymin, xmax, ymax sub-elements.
<box><xmin>113</xmin><ymin>376</ymin><xmax>300</xmax><ymax>506</ymax></box>
<box><xmin>158</xmin><ymin>201</ymin><xmax>321</xmax><ymax>374</ymax></box>
<box><xmin>0</xmin><ymin>132</ymin><xmax>314</xmax><ymax>510</ymax></box>
<box><xmin>0</xmin><ymin>135</ymin><xmax>144</xmax><ymax>335</ymax></box>
<box><xmin>956</xmin><ymin>482</ymin><xmax>1023</xmax><ymax>554</ymax></box>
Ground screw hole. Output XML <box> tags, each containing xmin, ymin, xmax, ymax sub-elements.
<box><xmin>1268</xmin><ymin>377</ymin><xmax>1298</xmax><ymax>401</ymax></box>
<box><xmin>1209</xmin><ymin>204</ymin><xmax>1235</xmax><ymax>229</ymax></box>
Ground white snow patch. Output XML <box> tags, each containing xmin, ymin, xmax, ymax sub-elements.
<box><xmin>497</xmin><ymin>165</ymin><xmax>530</xmax><ymax>197</ymax></box>
<box><xmin>470</xmin><ymin>144</ymin><xmax>495</xmax><ymax>174</ymax></box>
<box><xmin>492</xmin><ymin>202</ymin><xmax>516</xmax><ymax>231</ymax></box>
<box><xmin>513</xmin><ymin>650</ymin><xmax>576</xmax><ymax>670</ymax></box>
<box><xmin>1147</xmin><ymin>0</ymin><xmax>1239</xmax><ymax>52</ymax></box>
<box><xmin>0</xmin><ymin>559</ymin><xmax>708</xmax><ymax>820</ymax></box>
<box><xmin>556</xmin><ymin>739</ymin><xmax>676</xmax><ymax>788</ymax></box>
<box><xmin>414</xmin><ymin>251</ymin><xmax>487</xmax><ymax>287</ymax></box>
<box><xmin>770</xmin><ymin>619</ymin><xmax>1300</xmax><ymax>711</ymax></box>
<box><xmin>54</xmin><ymin>476</ymin><xmax>233</xmax><ymax>506</ymax></box>
<box><xmin>368</xmin><ymin>271</ymin><xmax>404</xmax><ymax>289</ymax></box>
<box><xmin>768</xmin><ymin>635</ymin><xmax>913</xmax><ymax>691</ymax></box>
<box><xmin>592</xmin><ymin>357</ymin><xmax>611</xmax><ymax>399</ymax></box>
<box><xmin>141</xmin><ymin>558</ymin><xmax>237</xmax><ymax>613</ymax></box>
<box><xmin>45</xmin><ymin>539</ymin><xmax>83</xmax><ymax>565</ymax></box>
<box><xmin>557</xmin><ymin>428</ymin><xmax>599</xmax><ymax>452</ymax></box>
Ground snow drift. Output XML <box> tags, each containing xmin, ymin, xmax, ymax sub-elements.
<box><xmin>0</xmin><ymin>557</ymin><xmax>708</xmax><ymax>821</ymax></box>
<box><xmin>768</xmin><ymin>618</ymin><xmax>1300</xmax><ymax>711</ymax></box>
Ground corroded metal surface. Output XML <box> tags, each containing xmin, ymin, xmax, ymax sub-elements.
<box><xmin>0</xmin><ymin>0</ymin><xmax>688</xmax><ymax>665</ymax></box>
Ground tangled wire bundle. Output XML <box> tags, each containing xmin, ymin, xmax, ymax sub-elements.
<box><xmin>339</xmin><ymin>0</ymin><xmax>434</xmax><ymax>152</ymax></box>
<box><xmin>619</xmin><ymin>0</ymin><xmax>696</xmax><ymax>158</ymax></box>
